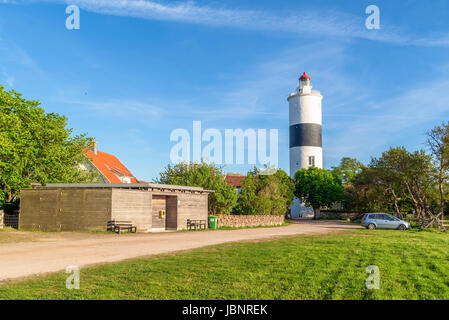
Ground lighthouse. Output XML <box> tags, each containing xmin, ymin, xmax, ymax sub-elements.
<box><xmin>288</xmin><ymin>72</ymin><xmax>323</xmax><ymax>218</ymax></box>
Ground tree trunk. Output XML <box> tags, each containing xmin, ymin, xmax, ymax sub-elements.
<box><xmin>438</xmin><ymin>164</ymin><xmax>445</xmax><ymax>222</ymax></box>
<box><xmin>313</xmin><ymin>208</ymin><xmax>320</xmax><ymax>220</ymax></box>
<box><xmin>390</xmin><ymin>187</ymin><xmax>401</xmax><ymax>217</ymax></box>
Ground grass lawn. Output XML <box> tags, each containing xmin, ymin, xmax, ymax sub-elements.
<box><xmin>1</xmin><ymin>229</ymin><xmax>448</xmax><ymax>300</ymax></box>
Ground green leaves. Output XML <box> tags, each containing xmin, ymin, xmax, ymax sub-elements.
<box><xmin>294</xmin><ymin>167</ymin><xmax>344</xmax><ymax>211</ymax></box>
<box><xmin>0</xmin><ymin>86</ymin><xmax>100</xmax><ymax>204</ymax></box>
<box><xmin>331</xmin><ymin>157</ymin><xmax>363</xmax><ymax>185</ymax></box>
<box><xmin>156</xmin><ymin>160</ymin><xmax>238</xmax><ymax>215</ymax></box>
<box><xmin>236</xmin><ymin>168</ymin><xmax>295</xmax><ymax>216</ymax></box>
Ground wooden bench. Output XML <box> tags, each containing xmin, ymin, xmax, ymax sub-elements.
<box><xmin>107</xmin><ymin>220</ymin><xmax>137</xmax><ymax>234</ymax></box>
<box><xmin>187</xmin><ymin>219</ymin><xmax>207</xmax><ymax>230</ymax></box>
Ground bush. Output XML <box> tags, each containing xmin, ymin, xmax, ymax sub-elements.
<box><xmin>294</xmin><ymin>167</ymin><xmax>344</xmax><ymax>219</ymax></box>
<box><xmin>156</xmin><ymin>160</ymin><xmax>238</xmax><ymax>215</ymax></box>
<box><xmin>236</xmin><ymin>168</ymin><xmax>294</xmax><ymax>216</ymax></box>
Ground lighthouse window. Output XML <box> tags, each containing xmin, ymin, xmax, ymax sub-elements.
<box><xmin>308</xmin><ymin>156</ymin><xmax>315</xmax><ymax>167</ymax></box>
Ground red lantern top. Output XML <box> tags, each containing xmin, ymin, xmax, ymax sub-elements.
<box><xmin>299</xmin><ymin>72</ymin><xmax>311</xmax><ymax>80</ymax></box>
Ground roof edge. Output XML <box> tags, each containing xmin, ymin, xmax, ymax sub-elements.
<box><xmin>31</xmin><ymin>183</ymin><xmax>214</xmax><ymax>193</ymax></box>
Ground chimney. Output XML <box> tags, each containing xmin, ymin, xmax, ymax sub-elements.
<box><xmin>92</xmin><ymin>141</ymin><xmax>98</xmax><ymax>155</ymax></box>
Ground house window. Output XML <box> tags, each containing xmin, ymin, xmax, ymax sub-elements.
<box><xmin>308</xmin><ymin>156</ymin><xmax>315</xmax><ymax>167</ymax></box>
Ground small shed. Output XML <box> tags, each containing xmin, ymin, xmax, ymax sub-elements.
<box><xmin>19</xmin><ymin>183</ymin><xmax>212</xmax><ymax>232</ymax></box>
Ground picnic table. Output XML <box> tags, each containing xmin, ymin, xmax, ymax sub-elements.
<box><xmin>187</xmin><ymin>219</ymin><xmax>207</xmax><ymax>230</ymax></box>
<box><xmin>107</xmin><ymin>220</ymin><xmax>137</xmax><ymax>234</ymax></box>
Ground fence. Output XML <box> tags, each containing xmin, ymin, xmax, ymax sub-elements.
<box><xmin>0</xmin><ymin>210</ymin><xmax>3</xmax><ymax>229</ymax></box>
<box><xmin>3</xmin><ymin>212</ymin><xmax>19</xmax><ymax>229</ymax></box>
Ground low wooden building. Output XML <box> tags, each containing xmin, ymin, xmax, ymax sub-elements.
<box><xmin>19</xmin><ymin>183</ymin><xmax>212</xmax><ymax>232</ymax></box>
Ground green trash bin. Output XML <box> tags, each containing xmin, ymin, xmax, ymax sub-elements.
<box><xmin>208</xmin><ymin>216</ymin><xmax>218</xmax><ymax>230</ymax></box>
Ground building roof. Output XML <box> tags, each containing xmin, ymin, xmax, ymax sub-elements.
<box><xmin>84</xmin><ymin>148</ymin><xmax>141</xmax><ymax>183</ymax></box>
<box><xmin>299</xmin><ymin>72</ymin><xmax>311</xmax><ymax>80</ymax></box>
<box><xmin>36</xmin><ymin>183</ymin><xmax>214</xmax><ymax>193</ymax></box>
<box><xmin>225</xmin><ymin>175</ymin><xmax>245</xmax><ymax>188</ymax></box>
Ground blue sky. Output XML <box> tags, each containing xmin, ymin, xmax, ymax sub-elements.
<box><xmin>1</xmin><ymin>0</ymin><xmax>449</xmax><ymax>181</ymax></box>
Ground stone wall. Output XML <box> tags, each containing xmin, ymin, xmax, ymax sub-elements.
<box><xmin>318</xmin><ymin>211</ymin><xmax>360</xmax><ymax>220</ymax></box>
<box><xmin>216</xmin><ymin>214</ymin><xmax>284</xmax><ymax>228</ymax></box>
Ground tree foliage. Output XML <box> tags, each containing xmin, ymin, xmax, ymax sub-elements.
<box><xmin>156</xmin><ymin>160</ymin><xmax>238</xmax><ymax>215</ymax></box>
<box><xmin>331</xmin><ymin>157</ymin><xmax>363</xmax><ymax>185</ymax></box>
<box><xmin>426</xmin><ymin>122</ymin><xmax>449</xmax><ymax>227</ymax></box>
<box><xmin>236</xmin><ymin>167</ymin><xmax>295</xmax><ymax>216</ymax></box>
<box><xmin>294</xmin><ymin>167</ymin><xmax>344</xmax><ymax>219</ymax></box>
<box><xmin>344</xmin><ymin>142</ymin><xmax>447</xmax><ymax>230</ymax></box>
<box><xmin>0</xmin><ymin>86</ymin><xmax>100</xmax><ymax>204</ymax></box>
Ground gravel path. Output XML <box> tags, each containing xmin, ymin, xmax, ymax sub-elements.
<box><xmin>0</xmin><ymin>221</ymin><xmax>360</xmax><ymax>281</ymax></box>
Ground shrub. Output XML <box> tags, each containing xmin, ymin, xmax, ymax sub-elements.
<box><xmin>236</xmin><ymin>168</ymin><xmax>294</xmax><ymax>216</ymax></box>
<box><xmin>156</xmin><ymin>160</ymin><xmax>238</xmax><ymax>215</ymax></box>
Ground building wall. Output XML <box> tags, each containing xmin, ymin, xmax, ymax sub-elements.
<box><xmin>19</xmin><ymin>187</ymin><xmax>210</xmax><ymax>232</ymax></box>
<box><xmin>288</xmin><ymin>92</ymin><xmax>322</xmax><ymax>126</ymax></box>
<box><xmin>111</xmin><ymin>189</ymin><xmax>152</xmax><ymax>231</ymax></box>
<box><xmin>290</xmin><ymin>146</ymin><xmax>323</xmax><ymax>176</ymax></box>
<box><xmin>176</xmin><ymin>193</ymin><xmax>208</xmax><ymax>230</ymax></box>
<box><xmin>19</xmin><ymin>188</ymin><xmax>112</xmax><ymax>231</ymax></box>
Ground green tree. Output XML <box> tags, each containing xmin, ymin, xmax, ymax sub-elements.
<box><xmin>426</xmin><ymin>122</ymin><xmax>449</xmax><ymax>227</ymax></box>
<box><xmin>331</xmin><ymin>157</ymin><xmax>363</xmax><ymax>185</ymax></box>
<box><xmin>0</xmin><ymin>86</ymin><xmax>100</xmax><ymax>204</ymax></box>
<box><xmin>374</xmin><ymin>148</ymin><xmax>437</xmax><ymax>221</ymax></box>
<box><xmin>156</xmin><ymin>160</ymin><xmax>238</xmax><ymax>215</ymax></box>
<box><xmin>294</xmin><ymin>167</ymin><xmax>344</xmax><ymax>219</ymax></box>
<box><xmin>236</xmin><ymin>167</ymin><xmax>294</xmax><ymax>216</ymax></box>
<box><xmin>347</xmin><ymin>147</ymin><xmax>438</xmax><ymax>225</ymax></box>
<box><xmin>370</xmin><ymin>147</ymin><xmax>411</xmax><ymax>216</ymax></box>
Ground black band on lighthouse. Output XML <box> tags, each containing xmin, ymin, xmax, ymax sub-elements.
<box><xmin>289</xmin><ymin>123</ymin><xmax>322</xmax><ymax>148</ymax></box>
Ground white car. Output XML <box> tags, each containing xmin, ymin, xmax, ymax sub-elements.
<box><xmin>361</xmin><ymin>213</ymin><xmax>410</xmax><ymax>230</ymax></box>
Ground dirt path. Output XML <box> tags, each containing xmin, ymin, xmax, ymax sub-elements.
<box><xmin>0</xmin><ymin>221</ymin><xmax>360</xmax><ymax>281</ymax></box>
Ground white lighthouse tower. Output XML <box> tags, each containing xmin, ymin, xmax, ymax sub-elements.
<box><xmin>288</xmin><ymin>72</ymin><xmax>323</xmax><ymax>218</ymax></box>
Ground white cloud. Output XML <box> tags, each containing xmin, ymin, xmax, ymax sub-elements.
<box><xmin>325</xmin><ymin>79</ymin><xmax>449</xmax><ymax>164</ymax></box>
<box><xmin>5</xmin><ymin>0</ymin><xmax>445</xmax><ymax>47</ymax></box>
<box><xmin>0</xmin><ymin>38</ymin><xmax>44</xmax><ymax>74</ymax></box>
<box><xmin>190</xmin><ymin>41</ymin><xmax>365</xmax><ymax>123</ymax></box>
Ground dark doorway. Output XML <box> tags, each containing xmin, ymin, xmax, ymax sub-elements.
<box><xmin>166</xmin><ymin>196</ymin><xmax>178</xmax><ymax>230</ymax></box>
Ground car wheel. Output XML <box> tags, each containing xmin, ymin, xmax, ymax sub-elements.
<box><xmin>398</xmin><ymin>224</ymin><xmax>406</xmax><ymax>230</ymax></box>
<box><xmin>368</xmin><ymin>223</ymin><xmax>376</xmax><ymax>230</ymax></box>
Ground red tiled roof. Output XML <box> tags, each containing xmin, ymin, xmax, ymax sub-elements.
<box><xmin>84</xmin><ymin>148</ymin><xmax>140</xmax><ymax>183</ymax></box>
<box><xmin>299</xmin><ymin>72</ymin><xmax>311</xmax><ymax>80</ymax></box>
<box><xmin>225</xmin><ymin>175</ymin><xmax>245</xmax><ymax>188</ymax></box>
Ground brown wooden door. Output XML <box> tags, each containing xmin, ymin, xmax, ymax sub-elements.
<box><xmin>165</xmin><ymin>196</ymin><xmax>178</xmax><ymax>230</ymax></box>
